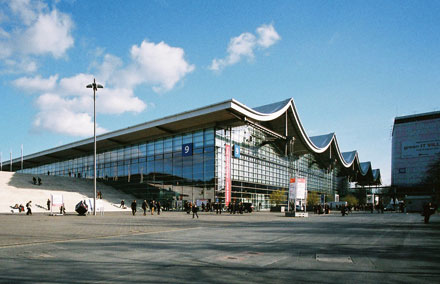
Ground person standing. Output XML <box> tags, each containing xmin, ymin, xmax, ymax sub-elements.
<box><xmin>423</xmin><ymin>202</ymin><xmax>436</xmax><ymax>224</ymax></box>
<box><xmin>131</xmin><ymin>200</ymin><xmax>137</xmax><ymax>216</ymax></box>
<box><xmin>47</xmin><ymin>199</ymin><xmax>51</xmax><ymax>211</ymax></box>
<box><xmin>26</xmin><ymin>201</ymin><xmax>32</xmax><ymax>215</ymax></box>
<box><xmin>192</xmin><ymin>203</ymin><xmax>199</xmax><ymax>219</ymax></box>
<box><xmin>216</xmin><ymin>202</ymin><xmax>220</xmax><ymax>214</ymax></box>
<box><xmin>142</xmin><ymin>200</ymin><xmax>148</xmax><ymax>216</ymax></box>
<box><xmin>157</xmin><ymin>201</ymin><xmax>161</xmax><ymax>215</ymax></box>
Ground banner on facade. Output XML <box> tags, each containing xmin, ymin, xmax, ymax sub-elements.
<box><xmin>401</xmin><ymin>140</ymin><xmax>440</xmax><ymax>158</ymax></box>
<box><xmin>289</xmin><ymin>178</ymin><xmax>306</xmax><ymax>200</ymax></box>
<box><xmin>225</xmin><ymin>144</ymin><xmax>232</xmax><ymax>206</ymax></box>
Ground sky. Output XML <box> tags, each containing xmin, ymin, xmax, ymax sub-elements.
<box><xmin>1</xmin><ymin>0</ymin><xmax>439</xmax><ymax>185</ymax></box>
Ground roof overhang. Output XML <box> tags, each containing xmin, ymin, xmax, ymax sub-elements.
<box><xmin>4</xmin><ymin>98</ymin><xmax>381</xmax><ymax>185</ymax></box>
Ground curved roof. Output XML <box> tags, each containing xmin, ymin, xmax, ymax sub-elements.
<box><xmin>232</xmin><ymin>98</ymin><xmax>381</xmax><ymax>185</ymax></box>
<box><xmin>5</xmin><ymin>97</ymin><xmax>380</xmax><ymax>185</ymax></box>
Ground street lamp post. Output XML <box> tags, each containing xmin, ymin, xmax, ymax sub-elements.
<box><xmin>86</xmin><ymin>78</ymin><xmax>103</xmax><ymax>216</ymax></box>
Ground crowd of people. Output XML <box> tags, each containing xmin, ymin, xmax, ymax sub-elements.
<box><xmin>128</xmin><ymin>199</ymin><xmax>164</xmax><ymax>216</ymax></box>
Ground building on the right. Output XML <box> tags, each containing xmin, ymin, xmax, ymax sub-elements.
<box><xmin>392</xmin><ymin>111</ymin><xmax>440</xmax><ymax>194</ymax></box>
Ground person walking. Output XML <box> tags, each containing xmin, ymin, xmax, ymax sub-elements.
<box><xmin>192</xmin><ymin>203</ymin><xmax>199</xmax><ymax>219</ymax></box>
<box><xmin>150</xmin><ymin>200</ymin><xmax>155</xmax><ymax>215</ymax></box>
<box><xmin>341</xmin><ymin>204</ymin><xmax>346</xmax><ymax>216</ymax></box>
<box><xmin>26</xmin><ymin>201</ymin><xmax>32</xmax><ymax>215</ymax></box>
<box><xmin>142</xmin><ymin>200</ymin><xmax>148</xmax><ymax>216</ymax></box>
<box><xmin>131</xmin><ymin>200</ymin><xmax>137</xmax><ymax>216</ymax></box>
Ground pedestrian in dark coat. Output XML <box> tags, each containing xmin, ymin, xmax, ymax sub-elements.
<box><xmin>142</xmin><ymin>200</ymin><xmax>147</xmax><ymax>215</ymax></box>
<box><xmin>192</xmin><ymin>203</ymin><xmax>199</xmax><ymax>218</ymax></box>
<box><xmin>26</xmin><ymin>201</ymin><xmax>32</xmax><ymax>215</ymax></box>
<box><xmin>157</xmin><ymin>201</ymin><xmax>161</xmax><ymax>215</ymax></box>
<box><xmin>131</xmin><ymin>200</ymin><xmax>137</xmax><ymax>216</ymax></box>
<box><xmin>423</xmin><ymin>202</ymin><xmax>436</xmax><ymax>224</ymax></box>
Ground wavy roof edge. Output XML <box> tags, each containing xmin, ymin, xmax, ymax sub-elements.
<box><xmin>4</xmin><ymin>97</ymin><xmax>380</xmax><ymax>185</ymax></box>
<box><xmin>245</xmin><ymin>98</ymin><xmax>380</xmax><ymax>183</ymax></box>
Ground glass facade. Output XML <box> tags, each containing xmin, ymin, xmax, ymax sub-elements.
<box><xmin>19</xmin><ymin>125</ymin><xmax>348</xmax><ymax>210</ymax></box>
<box><xmin>216</xmin><ymin>125</ymin><xmax>348</xmax><ymax>209</ymax></box>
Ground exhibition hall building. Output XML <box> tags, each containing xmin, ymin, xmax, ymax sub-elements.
<box><xmin>392</xmin><ymin>110</ymin><xmax>440</xmax><ymax>193</ymax></box>
<box><xmin>3</xmin><ymin>98</ymin><xmax>381</xmax><ymax>209</ymax></box>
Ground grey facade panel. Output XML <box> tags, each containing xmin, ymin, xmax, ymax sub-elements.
<box><xmin>392</xmin><ymin>113</ymin><xmax>440</xmax><ymax>187</ymax></box>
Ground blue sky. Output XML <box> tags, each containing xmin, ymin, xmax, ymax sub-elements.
<box><xmin>1</xmin><ymin>0</ymin><xmax>439</xmax><ymax>185</ymax></box>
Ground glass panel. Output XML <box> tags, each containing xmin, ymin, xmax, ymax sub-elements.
<box><xmin>173</xmin><ymin>136</ymin><xmax>182</xmax><ymax>151</ymax></box>
<box><xmin>183</xmin><ymin>133</ymin><xmax>192</xmax><ymax>144</ymax></box>
<box><xmin>164</xmin><ymin>138</ymin><xmax>173</xmax><ymax>153</ymax></box>
<box><xmin>147</xmin><ymin>142</ymin><xmax>154</xmax><ymax>156</ymax></box>
<box><xmin>154</xmin><ymin>139</ymin><xmax>163</xmax><ymax>155</ymax></box>
<box><xmin>193</xmin><ymin>130</ymin><xmax>204</xmax><ymax>148</ymax></box>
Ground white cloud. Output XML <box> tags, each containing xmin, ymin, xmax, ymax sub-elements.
<box><xmin>22</xmin><ymin>9</ymin><xmax>74</xmax><ymax>58</ymax></box>
<box><xmin>0</xmin><ymin>1</ymin><xmax>74</xmax><ymax>72</ymax></box>
<box><xmin>12</xmin><ymin>38</ymin><xmax>193</xmax><ymax>137</ymax></box>
<box><xmin>12</xmin><ymin>74</ymin><xmax>58</xmax><ymax>93</ymax></box>
<box><xmin>96</xmin><ymin>54</ymin><xmax>123</xmax><ymax>83</ymax></box>
<box><xmin>4</xmin><ymin>58</ymin><xmax>38</xmax><ymax>73</ymax></box>
<box><xmin>58</xmin><ymin>73</ymin><xmax>94</xmax><ymax>97</ymax></box>
<box><xmin>210</xmin><ymin>23</ymin><xmax>280</xmax><ymax>71</ymax></box>
<box><xmin>98</xmin><ymin>88</ymin><xmax>146</xmax><ymax>114</ymax></box>
<box><xmin>9</xmin><ymin>0</ymin><xmax>48</xmax><ymax>25</ymax></box>
<box><xmin>115</xmin><ymin>40</ymin><xmax>195</xmax><ymax>92</ymax></box>
<box><xmin>34</xmin><ymin>107</ymin><xmax>106</xmax><ymax>137</ymax></box>
<box><xmin>256</xmin><ymin>24</ymin><xmax>281</xmax><ymax>48</ymax></box>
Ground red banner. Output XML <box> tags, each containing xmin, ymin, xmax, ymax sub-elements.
<box><xmin>225</xmin><ymin>144</ymin><xmax>231</xmax><ymax>206</ymax></box>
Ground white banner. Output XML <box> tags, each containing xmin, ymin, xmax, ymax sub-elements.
<box><xmin>51</xmin><ymin>194</ymin><xmax>63</xmax><ymax>206</ymax></box>
<box><xmin>289</xmin><ymin>178</ymin><xmax>307</xmax><ymax>200</ymax></box>
<box><xmin>401</xmin><ymin>140</ymin><xmax>440</xmax><ymax>158</ymax></box>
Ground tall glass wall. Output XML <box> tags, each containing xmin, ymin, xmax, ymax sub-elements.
<box><xmin>20</xmin><ymin>128</ymin><xmax>216</xmax><ymax>205</ymax></box>
<box><xmin>215</xmin><ymin>125</ymin><xmax>348</xmax><ymax>209</ymax></box>
<box><xmin>19</xmin><ymin>124</ymin><xmax>349</xmax><ymax>209</ymax></box>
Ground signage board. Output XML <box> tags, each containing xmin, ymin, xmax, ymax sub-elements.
<box><xmin>289</xmin><ymin>178</ymin><xmax>307</xmax><ymax>200</ymax></box>
<box><xmin>182</xmin><ymin>143</ymin><xmax>193</xmax><ymax>156</ymax></box>
<box><xmin>51</xmin><ymin>194</ymin><xmax>63</xmax><ymax>206</ymax></box>
<box><xmin>401</xmin><ymin>140</ymin><xmax>440</xmax><ymax>158</ymax></box>
<box><xmin>233</xmin><ymin>145</ymin><xmax>240</xmax><ymax>158</ymax></box>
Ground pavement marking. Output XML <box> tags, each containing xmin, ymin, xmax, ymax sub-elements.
<box><xmin>0</xmin><ymin>226</ymin><xmax>201</xmax><ymax>250</ymax></box>
<box><xmin>316</xmin><ymin>254</ymin><xmax>353</xmax><ymax>263</ymax></box>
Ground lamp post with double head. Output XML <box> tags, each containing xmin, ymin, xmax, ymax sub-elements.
<box><xmin>86</xmin><ymin>78</ymin><xmax>103</xmax><ymax>216</ymax></box>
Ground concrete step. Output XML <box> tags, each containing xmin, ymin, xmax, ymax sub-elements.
<box><xmin>0</xmin><ymin>172</ymin><xmax>137</xmax><ymax>214</ymax></box>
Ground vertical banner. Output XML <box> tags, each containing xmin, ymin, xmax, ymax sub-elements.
<box><xmin>225</xmin><ymin>144</ymin><xmax>232</xmax><ymax>206</ymax></box>
<box><xmin>289</xmin><ymin>178</ymin><xmax>295</xmax><ymax>200</ymax></box>
<box><xmin>289</xmin><ymin>178</ymin><xmax>307</xmax><ymax>199</ymax></box>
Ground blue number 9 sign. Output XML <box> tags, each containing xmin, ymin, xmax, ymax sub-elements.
<box><xmin>182</xmin><ymin>143</ymin><xmax>193</xmax><ymax>156</ymax></box>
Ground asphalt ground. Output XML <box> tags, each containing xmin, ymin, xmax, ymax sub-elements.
<box><xmin>0</xmin><ymin>211</ymin><xmax>439</xmax><ymax>283</ymax></box>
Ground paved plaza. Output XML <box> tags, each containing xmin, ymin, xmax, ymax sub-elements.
<box><xmin>0</xmin><ymin>211</ymin><xmax>439</xmax><ymax>283</ymax></box>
